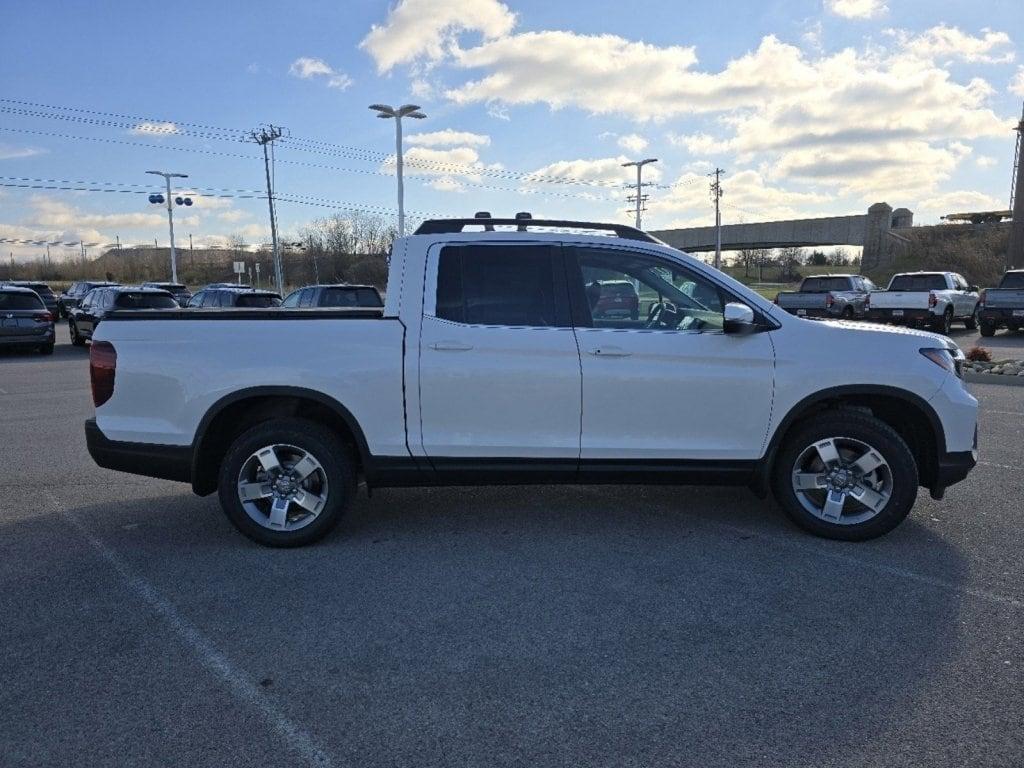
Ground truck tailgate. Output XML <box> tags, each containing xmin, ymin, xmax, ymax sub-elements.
<box><xmin>984</xmin><ymin>289</ymin><xmax>1024</xmax><ymax>308</ymax></box>
<box><xmin>776</xmin><ymin>293</ymin><xmax>828</xmax><ymax>310</ymax></box>
<box><xmin>869</xmin><ymin>291</ymin><xmax>931</xmax><ymax>309</ymax></box>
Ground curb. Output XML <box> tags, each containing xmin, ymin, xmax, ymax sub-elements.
<box><xmin>964</xmin><ymin>371</ymin><xmax>1024</xmax><ymax>388</ymax></box>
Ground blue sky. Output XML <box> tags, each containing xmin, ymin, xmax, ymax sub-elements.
<box><xmin>2</xmin><ymin>0</ymin><xmax>1023</xmax><ymax>260</ymax></box>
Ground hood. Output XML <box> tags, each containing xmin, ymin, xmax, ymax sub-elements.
<box><xmin>813</xmin><ymin>318</ymin><xmax>959</xmax><ymax>350</ymax></box>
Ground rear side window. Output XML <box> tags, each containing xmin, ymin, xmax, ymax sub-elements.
<box><xmin>0</xmin><ymin>292</ymin><xmax>44</xmax><ymax>310</ymax></box>
<box><xmin>889</xmin><ymin>274</ymin><xmax>947</xmax><ymax>291</ymax></box>
<box><xmin>236</xmin><ymin>294</ymin><xmax>281</xmax><ymax>308</ymax></box>
<box><xmin>435</xmin><ymin>245</ymin><xmax>559</xmax><ymax>327</ymax></box>
<box><xmin>321</xmin><ymin>287</ymin><xmax>383</xmax><ymax>307</ymax></box>
<box><xmin>115</xmin><ymin>293</ymin><xmax>177</xmax><ymax>309</ymax></box>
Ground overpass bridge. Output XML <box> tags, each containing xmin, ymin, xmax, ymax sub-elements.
<box><xmin>650</xmin><ymin>203</ymin><xmax>912</xmax><ymax>270</ymax></box>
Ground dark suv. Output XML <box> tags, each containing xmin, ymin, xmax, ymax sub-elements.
<box><xmin>69</xmin><ymin>286</ymin><xmax>178</xmax><ymax>346</ymax></box>
<box><xmin>142</xmin><ymin>281</ymin><xmax>192</xmax><ymax>307</ymax></box>
<box><xmin>59</xmin><ymin>281</ymin><xmax>119</xmax><ymax>317</ymax></box>
<box><xmin>0</xmin><ymin>286</ymin><xmax>55</xmax><ymax>354</ymax></box>
<box><xmin>187</xmin><ymin>287</ymin><xmax>282</xmax><ymax>308</ymax></box>
<box><xmin>1</xmin><ymin>281</ymin><xmax>60</xmax><ymax>318</ymax></box>
<box><xmin>281</xmin><ymin>283</ymin><xmax>384</xmax><ymax>308</ymax></box>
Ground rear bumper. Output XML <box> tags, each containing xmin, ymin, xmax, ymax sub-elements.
<box><xmin>978</xmin><ymin>308</ymin><xmax>1024</xmax><ymax>325</ymax></box>
<box><xmin>85</xmin><ymin>418</ymin><xmax>192</xmax><ymax>483</ymax></box>
<box><xmin>866</xmin><ymin>308</ymin><xmax>934</xmax><ymax>324</ymax></box>
<box><xmin>781</xmin><ymin>307</ymin><xmax>832</xmax><ymax>318</ymax></box>
<box><xmin>0</xmin><ymin>329</ymin><xmax>54</xmax><ymax>347</ymax></box>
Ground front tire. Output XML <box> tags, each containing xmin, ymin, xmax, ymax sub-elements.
<box><xmin>771</xmin><ymin>411</ymin><xmax>919</xmax><ymax>541</ymax></box>
<box><xmin>217</xmin><ymin>417</ymin><xmax>355</xmax><ymax>547</ymax></box>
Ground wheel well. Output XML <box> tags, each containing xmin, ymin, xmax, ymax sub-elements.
<box><xmin>768</xmin><ymin>393</ymin><xmax>940</xmax><ymax>491</ymax></box>
<box><xmin>191</xmin><ymin>394</ymin><xmax>364</xmax><ymax>495</ymax></box>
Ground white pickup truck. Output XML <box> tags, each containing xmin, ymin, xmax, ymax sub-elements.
<box><xmin>866</xmin><ymin>271</ymin><xmax>980</xmax><ymax>335</ymax></box>
<box><xmin>85</xmin><ymin>216</ymin><xmax>978</xmax><ymax>547</ymax></box>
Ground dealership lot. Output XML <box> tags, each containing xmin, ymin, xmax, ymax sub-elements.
<box><xmin>1</xmin><ymin>326</ymin><xmax>1022</xmax><ymax>767</ymax></box>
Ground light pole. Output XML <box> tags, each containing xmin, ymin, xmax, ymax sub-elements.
<box><xmin>621</xmin><ymin>158</ymin><xmax>658</xmax><ymax>230</ymax></box>
<box><xmin>146</xmin><ymin>170</ymin><xmax>188</xmax><ymax>283</ymax></box>
<box><xmin>369</xmin><ymin>103</ymin><xmax>426</xmax><ymax>237</ymax></box>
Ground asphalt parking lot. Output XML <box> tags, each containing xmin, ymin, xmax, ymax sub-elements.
<box><xmin>1</xmin><ymin>324</ymin><xmax>1022</xmax><ymax>768</ymax></box>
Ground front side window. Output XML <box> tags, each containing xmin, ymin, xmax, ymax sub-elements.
<box><xmin>281</xmin><ymin>290</ymin><xmax>302</xmax><ymax>308</ymax></box>
<box><xmin>115</xmin><ymin>293</ymin><xmax>177</xmax><ymax>309</ymax></box>
<box><xmin>236</xmin><ymin>293</ymin><xmax>281</xmax><ymax>308</ymax></box>
<box><xmin>435</xmin><ymin>245</ymin><xmax>559</xmax><ymax>328</ymax></box>
<box><xmin>298</xmin><ymin>288</ymin><xmax>315</xmax><ymax>308</ymax></box>
<box><xmin>571</xmin><ymin>247</ymin><xmax>725</xmax><ymax>332</ymax></box>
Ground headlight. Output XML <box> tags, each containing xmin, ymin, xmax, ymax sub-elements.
<box><xmin>920</xmin><ymin>347</ymin><xmax>964</xmax><ymax>378</ymax></box>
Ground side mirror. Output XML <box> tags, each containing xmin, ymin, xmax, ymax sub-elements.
<box><xmin>723</xmin><ymin>302</ymin><xmax>757</xmax><ymax>334</ymax></box>
<box><xmin>969</xmin><ymin>285</ymin><xmax>979</xmax><ymax>293</ymax></box>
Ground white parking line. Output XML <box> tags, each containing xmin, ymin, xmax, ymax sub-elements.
<box><xmin>979</xmin><ymin>461</ymin><xmax>1019</xmax><ymax>471</ymax></box>
<box><xmin>46</xmin><ymin>491</ymin><xmax>334</xmax><ymax>768</ymax></box>
<box><xmin>982</xmin><ymin>410</ymin><xmax>1024</xmax><ymax>417</ymax></box>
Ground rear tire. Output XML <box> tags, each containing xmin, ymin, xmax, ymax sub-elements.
<box><xmin>963</xmin><ymin>306</ymin><xmax>978</xmax><ymax>330</ymax></box>
<box><xmin>841</xmin><ymin>306</ymin><xmax>854</xmax><ymax>320</ymax></box>
<box><xmin>39</xmin><ymin>343</ymin><xmax>54</xmax><ymax>355</ymax></box>
<box><xmin>930</xmin><ymin>308</ymin><xmax>952</xmax><ymax>335</ymax></box>
<box><xmin>69</xmin><ymin>321</ymin><xmax>85</xmax><ymax>347</ymax></box>
<box><xmin>217</xmin><ymin>417</ymin><xmax>355</xmax><ymax>547</ymax></box>
<box><xmin>771</xmin><ymin>411</ymin><xmax>918</xmax><ymax>541</ymax></box>
<box><xmin>979</xmin><ymin>321</ymin><xmax>996</xmax><ymax>337</ymax></box>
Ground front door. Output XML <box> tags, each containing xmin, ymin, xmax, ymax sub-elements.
<box><xmin>567</xmin><ymin>246</ymin><xmax>775</xmax><ymax>461</ymax></box>
<box><xmin>418</xmin><ymin>242</ymin><xmax>582</xmax><ymax>460</ymax></box>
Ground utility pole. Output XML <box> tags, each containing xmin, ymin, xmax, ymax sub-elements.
<box><xmin>146</xmin><ymin>170</ymin><xmax>188</xmax><ymax>283</ymax></box>
<box><xmin>1008</xmin><ymin>102</ymin><xmax>1024</xmax><ymax>269</ymax></box>
<box><xmin>251</xmin><ymin>125</ymin><xmax>285</xmax><ymax>293</ymax></box>
<box><xmin>621</xmin><ymin>158</ymin><xmax>658</xmax><ymax>229</ymax></box>
<box><xmin>709</xmin><ymin>168</ymin><xmax>725</xmax><ymax>270</ymax></box>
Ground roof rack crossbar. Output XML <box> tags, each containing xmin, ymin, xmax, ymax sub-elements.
<box><xmin>412</xmin><ymin>218</ymin><xmax>659</xmax><ymax>243</ymax></box>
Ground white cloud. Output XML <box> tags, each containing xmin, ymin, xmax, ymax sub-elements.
<box><xmin>651</xmin><ymin>169</ymin><xmax>832</xmax><ymax>222</ymax></box>
<box><xmin>26</xmin><ymin>195</ymin><xmax>167</xmax><ymax>231</ymax></box>
<box><xmin>218</xmin><ymin>209</ymin><xmax>251</xmax><ymax>223</ymax></box>
<box><xmin>383</xmin><ymin>145</ymin><xmax>503</xmax><ymax>187</ymax></box>
<box><xmin>406</xmin><ymin>129</ymin><xmax>491</xmax><ymax>147</ymax></box>
<box><xmin>427</xmin><ymin>176</ymin><xmax>466</xmax><ymax>192</ymax></box>
<box><xmin>1011</xmin><ymin>67</ymin><xmax>1024</xmax><ymax>96</ymax></box>
<box><xmin>130</xmin><ymin>121</ymin><xmax>179</xmax><ymax>136</ymax></box>
<box><xmin>288</xmin><ymin>57</ymin><xmax>353</xmax><ymax>89</ymax></box>
<box><xmin>525</xmin><ymin>156</ymin><xmax>662</xmax><ymax>186</ymax></box>
<box><xmin>0</xmin><ymin>143</ymin><xmax>47</xmax><ymax>160</ymax></box>
<box><xmin>917</xmin><ymin>189</ymin><xmax>1004</xmax><ymax>214</ymax></box>
<box><xmin>826</xmin><ymin>0</ymin><xmax>887</xmax><ymax>20</ymax></box>
<box><xmin>976</xmin><ymin>155</ymin><xmax>998</xmax><ymax>168</ymax></box>
<box><xmin>617</xmin><ymin>133</ymin><xmax>649</xmax><ymax>153</ymax></box>
<box><xmin>360</xmin><ymin>0</ymin><xmax>516</xmax><ymax>73</ymax></box>
<box><xmin>887</xmin><ymin>25</ymin><xmax>1014</xmax><ymax>64</ymax></box>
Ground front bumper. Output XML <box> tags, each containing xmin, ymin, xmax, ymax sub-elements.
<box><xmin>85</xmin><ymin>418</ymin><xmax>192</xmax><ymax>483</ymax></box>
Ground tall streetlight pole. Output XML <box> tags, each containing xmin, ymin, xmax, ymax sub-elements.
<box><xmin>621</xmin><ymin>158</ymin><xmax>658</xmax><ymax>229</ymax></box>
<box><xmin>146</xmin><ymin>170</ymin><xmax>187</xmax><ymax>283</ymax></box>
<box><xmin>369</xmin><ymin>103</ymin><xmax>426</xmax><ymax>237</ymax></box>
<box><xmin>709</xmin><ymin>167</ymin><xmax>725</xmax><ymax>271</ymax></box>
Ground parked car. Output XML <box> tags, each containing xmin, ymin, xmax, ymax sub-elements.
<box><xmin>69</xmin><ymin>286</ymin><xmax>177</xmax><ymax>346</ymax></box>
<box><xmin>774</xmin><ymin>274</ymin><xmax>877</xmax><ymax>319</ymax></box>
<box><xmin>142</xmin><ymin>281</ymin><xmax>192</xmax><ymax>307</ymax></box>
<box><xmin>84</xmin><ymin>215</ymin><xmax>977</xmax><ymax>548</ymax></box>
<box><xmin>585</xmin><ymin>279</ymin><xmax>640</xmax><ymax>320</ymax></box>
<box><xmin>282</xmin><ymin>283</ymin><xmax>384</xmax><ymax>309</ymax></box>
<box><xmin>187</xmin><ymin>287</ymin><xmax>282</xmax><ymax>308</ymax></box>
<box><xmin>1</xmin><ymin>280</ymin><xmax>60</xmax><ymax>318</ymax></box>
<box><xmin>0</xmin><ymin>285</ymin><xmax>55</xmax><ymax>354</ymax></box>
<box><xmin>58</xmin><ymin>281</ymin><xmax>119</xmax><ymax>318</ymax></box>
<box><xmin>865</xmin><ymin>271</ymin><xmax>979</xmax><ymax>334</ymax></box>
<box><xmin>977</xmin><ymin>270</ymin><xmax>1024</xmax><ymax>337</ymax></box>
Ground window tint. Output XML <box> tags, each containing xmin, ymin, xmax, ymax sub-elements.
<box><xmin>0</xmin><ymin>292</ymin><xmax>44</xmax><ymax>310</ymax></box>
<box><xmin>889</xmin><ymin>274</ymin><xmax>947</xmax><ymax>291</ymax></box>
<box><xmin>1000</xmin><ymin>272</ymin><xmax>1024</xmax><ymax>289</ymax></box>
<box><xmin>115</xmin><ymin>292</ymin><xmax>178</xmax><ymax>309</ymax></box>
<box><xmin>571</xmin><ymin>247</ymin><xmax>726</xmax><ymax>331</ymax></box>
<box><xmin>801</xmin><ymin>277</ymin><xmax>851</xmax><ymax>292</ymax></box>
<box><xmin>298</xmin><ymin>288</ymin><xmax>314</xmax><ymax>308</ymax></box>
<box><xmin>435</xmin><ymin>245</ymin><xmax>558</xmax><ymax>327</ymax></box>
<box><xmin>236</xmin><ymin>293</ymin><xmax>281</xmax><ymax>308</ymax></box>
<box><xmin>321</xmin><ymin>287</ymin><xmax>383</xmax><ymax>307</ymax></box>
<box><xmin>281</xmin><ymin>290</ymin><xmax>302</xmax><ymax>308</ymax></box>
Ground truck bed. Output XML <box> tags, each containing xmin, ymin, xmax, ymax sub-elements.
<box><xmin>106</xmin><ymin>307</ymin><xmax>385</xmax><ymax>321</ymax></box>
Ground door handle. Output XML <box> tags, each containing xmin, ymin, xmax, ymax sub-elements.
<box><xmin>430</xmin><ymin>341</ymin><xmax>474</xmax><ymax>351</ymax></box>
<box><xmin>588</xmin><ymin>346</ymin><xmax>631</xmax><ymax>357</ymax></box>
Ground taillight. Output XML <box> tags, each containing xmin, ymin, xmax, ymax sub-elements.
<box><xmin>928</xmin><ymin>293</ymin><xmax>937</xmax><ymax>308</ymax></box>
<box><xmin>979</xmin><ymin>289</ymin><xmax>987</xmax><ymax>307</ymax></box>
<box><xmin>32</xmin><ymin>312</ymin><xmax>53</xmax><ymax>323</ymax></box>
<box><xmin>826</xmin><ymin>292</ymin><xmax>835</xmax><ymax>308</ymax></box>
<box><xmin>89</xmin><ymin>341</ymin><xmax>117</xmax><ymax>407</ymax></box>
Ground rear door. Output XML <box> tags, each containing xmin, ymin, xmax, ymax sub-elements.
<box><xmin>567</xmin><ymin>245</ymin><xmax>775</xmax><ymax>460</ymax></box>
<box><xmin>418</xmin><ymin>242</ymin><xmax>582</xmax><ymax>460</ymax></box>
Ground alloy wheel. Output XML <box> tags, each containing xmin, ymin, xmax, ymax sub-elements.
<box><xmin>236</xmin><ymin>443</ymin><xmax>329</xmax><ymax>532</ymax></box>
<box><xmin>790</xmin><ymin>436</ymin><xmax>893</xmax><ymax>525</ymax></box>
